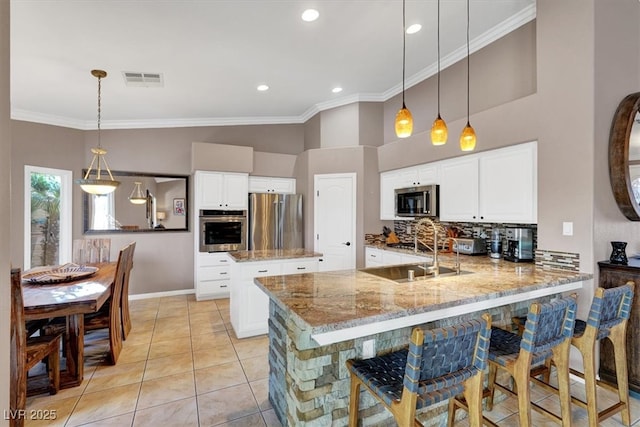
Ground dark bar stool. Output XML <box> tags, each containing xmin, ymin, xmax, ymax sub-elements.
<box><xmin>515</xmin><ymin>283</ymin><xmax>634</xmax><ymax>427</ymax></box>
<box><xmin>346</xmin><ymin>313</ymin><xmax>491</xmax><ymax>427</ymax></box>
<box><xmin>451</xmin><ymin>294</ymin><xmax>577</xmax><ymax>427</ymax></box>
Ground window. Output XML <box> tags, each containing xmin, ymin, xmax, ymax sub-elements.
<box><xmin>24</xmin><ymin>166</ymin><xmax>72</xmax><ymax>269</ymax></box>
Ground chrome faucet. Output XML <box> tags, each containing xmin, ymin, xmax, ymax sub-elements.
<box><xmin>414</xmin><ymin>217</ymin><xmax>440</xmax><ymax>276</ymax></box>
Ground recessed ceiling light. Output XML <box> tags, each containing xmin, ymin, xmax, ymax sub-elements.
<box><xmin>332</xmin><ymin>87</ymin><xmax>343</xmax><ymax>94</ymax></box>
<box><xmin>406</xmin><ymin>24</ymin><xmax>422</xmax><ymax>34</ymax></box>
<box><xmin>257</xmin><ymin>84</ymin><xmax>269</xmax><ymax>91</ymax></box>
<box><xmin>301</xmin><ymin>9</ymin><xmax>319</xmax><ymax>22</ymax></box>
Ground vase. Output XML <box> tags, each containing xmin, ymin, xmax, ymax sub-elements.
<box><xmin>609</xmin><ymin>241</ymin><xmax>628</xmax><ymax>265</ymax></box>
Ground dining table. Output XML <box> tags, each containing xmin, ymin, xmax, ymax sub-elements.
<box><xmin>22</xmin><ymin>261</ymin><xmax>116</xmax><ymax>389</ymax></box>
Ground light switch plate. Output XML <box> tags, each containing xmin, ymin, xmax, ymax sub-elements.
<box><xmin>562</xmin><ymin>222</ymin><xmax>573</xmax><ymax>236</ymax></box>
<box><xmin>362</xmin><ymin>339</ymin><xmax>375</xmax><ymax>359</ymax></box>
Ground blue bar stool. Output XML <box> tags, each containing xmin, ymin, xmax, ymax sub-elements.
<box><xmin>346</xmin><ymin>313</ymin><xmax>491</xmax><ymax>427</ymax></box>
<box><xmin>452</xmin><ymin>294</ymin><xmax>577</xmax><ymax>427</ymax></box>
<box><xmin>515</xmin><ymin>283</ymin><xmax>634</xmax><ymax>427</ymax></box>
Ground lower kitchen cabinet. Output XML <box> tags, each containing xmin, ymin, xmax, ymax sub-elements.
<box><xmin>597</xmin><ymin>260</ymin><xmax>640</xmax><ymax>395</ymax></box>
<box><xmin>230</xmin><ymin>257</ymin><xmax>320</xmax><ymax>338</ymax></box>
<box><xmin>195</xmin><ymin>252</ymin><xmax>232</xmax><ymax>300</ymax></box>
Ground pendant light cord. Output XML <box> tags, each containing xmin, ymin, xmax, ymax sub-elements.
<box><xmin>97</xmin><ymin>74</ymin><xmax>102</xmax><ymax>148</ymax></box>
<box><xmin>437</xmin><ymin>0</ymin><xmax>441</xmax><ymax>115</ymax></box>
<box><xmin>402</xmin><ymin>0</ymin><xmax>406</xmax><ymax>108</ymax></box>
<box><xmin>466</xmin><ymin>0</ymin><xmax>470</xmax><ymax>124</ymax></box>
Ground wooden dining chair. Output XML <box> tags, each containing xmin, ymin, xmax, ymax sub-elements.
<box><xmin>10</xmin><ymin>268</ymin><xmax>62</xmax><ymax>427</ymax></box>
<box><xmin>43</xmin><ymin>242</ymin><xmax>134</xmax><ymax>365</ymax></box>
<box><xmin>120</xmin><ymin>241</ymin><xmax>136</xmax><ymax>340</ymax></box>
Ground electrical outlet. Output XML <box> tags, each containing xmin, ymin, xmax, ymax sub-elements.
<box><xmin>406</xmin><ymin>225</ymin><xmax>411</xmax><ymax>234</ymax></box>
<box><xmin>562</xmin><ymin>222</ymin><xmax>573</xmax><ymax>236</ymax></box>
<box><xmin>362</xmin><ymin>339</ymin><xmax>375</xmax><ymax>359</ymax></box>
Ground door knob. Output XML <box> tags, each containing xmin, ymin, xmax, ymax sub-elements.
<box><xmin>343</xmin><ymin>242</ymin><xmax>351</xmax><ymax>246</ymax></box>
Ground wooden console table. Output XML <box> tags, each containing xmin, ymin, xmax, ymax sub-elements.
<box><xmin>597</xmin><ymin>260</ymin><xmax>640</xmax><ymax>395</ymax></box>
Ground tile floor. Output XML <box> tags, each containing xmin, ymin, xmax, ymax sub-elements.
<box><xmin>24</xmin><ymin>295</ymin><xmax>640</xmax><ymax>426</ymax></box>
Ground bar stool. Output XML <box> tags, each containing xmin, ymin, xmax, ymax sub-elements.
<box><xmin>516</xmin><ymin>283</ymin><xmax>634</xmax><ymax>427</ymax></box>
<box><xmin>346</xmin><ymin>313</ymin><xmax>491</xmax><ymax>427</ymax></box>
<box><xmin>451</xmin><ymin>294</ymin><xmax>577</xmax><ymax>427</ymax></box>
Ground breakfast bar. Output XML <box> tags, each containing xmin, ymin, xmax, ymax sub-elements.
<box><xmin>254</xmin><ymin>254</ymin><xmax>592</xmax><ymax>426</ymax></box>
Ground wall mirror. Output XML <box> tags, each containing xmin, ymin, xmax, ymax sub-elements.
<box><xmin>609</xmin><ymin>92</ymin><xmax>640</xmax><ymax>221</ymax></box>
<box><xmin>83</xmin><ymin>170</ymin><xmax>189</xmax><ymax>233</ymax></box>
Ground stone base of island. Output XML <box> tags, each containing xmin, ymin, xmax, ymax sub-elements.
<box><xmin>254</xmin><ymin>253</ymin><xmax>592</xmax><ymax>426</ymax></box>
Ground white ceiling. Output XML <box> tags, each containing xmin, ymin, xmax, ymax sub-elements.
<box><xmin>10</xmin><ymin>0</ymin><xmax>535</xmax><ymax>130</ymax></box>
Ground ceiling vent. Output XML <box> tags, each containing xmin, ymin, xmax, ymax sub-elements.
<box><xmin>122</xmin><ymin>71</ymin><xmax>164</xmax><ymax>87</ymax></box>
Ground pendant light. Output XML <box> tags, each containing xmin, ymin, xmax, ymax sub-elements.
<box><xmin>394</xmin><ymin>0</ymin><xmax>413</xmax><ymax>138</ymax></box>
<box><xmin>75</xmin><ymin>69</ymin><xmax>120</xmax><ymax>195</ymax></box>
<box><xmin>459</xmin><ymin>0</ymin><xmax>477</xmax><ymax>152</ymax></box>
<box><xmin>430</xmin><ymin>0</ymin><xmax>447</xmax><ymax>146</ymax></box>
<box><xmin>128</xmin><ymin>182</ymin><xmax>147</xmax><ymax>204</ymax></box>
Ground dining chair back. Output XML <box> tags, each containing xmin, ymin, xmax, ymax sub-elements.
<box><xmin>10</xmin><ymin>268</ymin><xmax>62</xmax><ymax>427</ymax></box>
<box><xmin>84</xmin><ymin>242</ymin><xmax>134</xmax><ymax>364</ymax></box>
<box><xmin>347</xmin><ymin>313</ymin><xmax>492</xmax><ymax>427</ymax></box>
<box><xmin>120</xmin><ymin>241</ymin><xmax>136</xmax><ymax>340</ymax></box>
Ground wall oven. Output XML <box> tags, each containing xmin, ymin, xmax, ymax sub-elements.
<box><xmin>199</xmin><ymin>210</ymin><xmax>247</xmax><ymax>252</ymax></box>
<box><xmin>395</xmin><ymin>184</ymin><xmax>439</xmax><ymax>217</ymax></box>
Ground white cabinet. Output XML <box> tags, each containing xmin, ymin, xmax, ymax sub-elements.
<box><xmin>230</xmin><ymin>257</ymin><xmax>320</xmax><ymax>338</ymax></box>
<box><xmin>439</xmin><ymin>156</ymin><xmax>479</xmax><ymax>221</ymax></box>
<box><xmin>364</xmin><ymin>247</ymin><xmax>429</xmax><ymax>267</ymax></box>
<box><xmin>439</xmin><ymin>142</ymin><xmax>537</xmax><ymax>224</ymax></box>
<box><xmin>478</xmin><ymin>142</ymin><xmax>537</xmax><ymax>223</ymax></box>
<box><xmin>379</xmin><ymin>164</ymin><xmax>439</xmax><ymax>220</ymax></box>
<box><xmin>196</xmin><ymin>252</ymin><xmax>232</xmax><ymax>300</ymax></box>
<box><xmin>248</xmin><ymin>176</ymin><xmax>296</xmax><ymax>194</ymax></box>
<box><xmin>196</xmin><ymin>171</ymin><xmax>248</xmax><ymax>210</ymax></box>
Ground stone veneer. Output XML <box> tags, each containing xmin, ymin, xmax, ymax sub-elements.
<box><xmin>268</xmin><ymin>298</ymin><xmax>541</xmax><ymax>426</ymax></box>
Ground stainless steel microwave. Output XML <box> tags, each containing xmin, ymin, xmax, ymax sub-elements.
<box><xmin>395</xmin><ymin>184</ymin><xmax>439</xmax><ymax>217</ymax></box>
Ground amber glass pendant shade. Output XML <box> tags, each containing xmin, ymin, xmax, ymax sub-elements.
<box><xmin>431</xmin><ymin>115</ymin><xmax>448</xmax><ymax>146</ymax></box>
<box><xmin>395</xmin><ymin>105</ymin><xmax>413</xmax><ymax>138</ymax></box>
<box><xmin>459</xmin><ymin>122</ymin><xmax>477</xmax><ymax>152</ymax></box>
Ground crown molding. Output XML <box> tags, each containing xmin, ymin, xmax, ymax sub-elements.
<box><xmin>12</xmin><ymin>4</ymin><xmax>536</xmax><ymax>131</ymax></box>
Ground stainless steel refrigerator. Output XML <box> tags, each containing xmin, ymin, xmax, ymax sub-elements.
<box><xmin>248</xmin><ymin>193</ymin><xmax>303</xmax><ymax>250</ymax></box>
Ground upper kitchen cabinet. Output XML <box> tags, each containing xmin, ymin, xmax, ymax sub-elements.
<box><xmin>195</xmin><ymin>171</ymin><xmax>249</xmax><ymax>210</ymax></box>
<box><xmin>248</xmin><ymin>176</ymin><xmax>296</xmax><ymax>194</ymax></box>
<box><xmin>380</xmin><ymin>164</ymin><xmax>439</xmax><ymax>220</ymax></box>
<box><xmin>439</xmin><ymin>141</ymin><xmax>537</xmax><ymax>223</ymax></box>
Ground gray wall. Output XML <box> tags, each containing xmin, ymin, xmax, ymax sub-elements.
<box><xmin>1</xmin><ymin>0</ymin><xmax>10</xmax><ymax>421</ymax></box>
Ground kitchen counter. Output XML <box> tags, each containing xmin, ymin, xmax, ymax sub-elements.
<box><xmin>258</xmin><ymin>254</ymin><xmax>591</xmax><ymax>426</ymax></box>
<box><xmin>227</xmin><ymin>248</ymin><xmax>322</xmax><ymax>262</ymax></box>
<box><xmin>256</xmin><ymin>252</ymin><xmax>591</xmax><ymax>345</ymax></box>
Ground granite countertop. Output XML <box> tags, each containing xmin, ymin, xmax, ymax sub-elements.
<box><xmin>254</xmin><ymin>252</ymin><xmax>593</xmax><ymax>345</ymax></box>
<box><xmin>227</xmin><ymin>248</ymin><xmax>322</xmax><ymax>262</ymax></box>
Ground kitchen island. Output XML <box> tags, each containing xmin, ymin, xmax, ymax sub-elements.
<box><xmin>254</xmin><ymin>253</ymin><xmax>592</xmax><ymax>426</ymax></box>
<box><xmin>227</xmin><ymin>248</ymin><xmax>322</xmax><ymax>338</ymax></box>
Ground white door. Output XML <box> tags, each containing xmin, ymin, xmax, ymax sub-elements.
<box><xmin>314</xmin><ymin>173</ymin><xmax>356</xmax><ymax>272</ymax></box>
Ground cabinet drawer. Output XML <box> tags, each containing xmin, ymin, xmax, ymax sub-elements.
<box><xmin>240</xmin><ymin>263</ymin><xmax>282</xmax><ymax>279</ymax></box>
<box><xmin>199</xmin><ymin>265</ymin><xmax>231</xmax><ymax>280</ymax></box>
<box><xmin>198</xmin><ymin>279</ymin><xmax>230</xmax><ymax>294</ymax></box>
<box><xmin>198</xmin><ymin>252</ymin><xmax>231</xmax><ymax>267</ymax></box>
<box><xmin>282</xmin><ymin>259</ymin><xmax>318</xmax><ymax>275</ymax></box>
<box><xmin>366</xmin><ymin>248</ymin><xmax>383</xmax><ymax>263</ymax></box>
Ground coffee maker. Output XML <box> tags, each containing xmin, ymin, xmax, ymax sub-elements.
<box><xmin>504</xmin><ymin>228</ymin><xmax>533</xmax><ymax>262</ymax></box>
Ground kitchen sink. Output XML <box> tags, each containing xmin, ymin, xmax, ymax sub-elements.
<box><xmin>360</xmin><ymin>263</ymin><xmax>470</xmax><ymax>283</ymax></box>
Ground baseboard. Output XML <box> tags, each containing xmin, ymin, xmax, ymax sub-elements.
<box><xmin>129</xmin><ymin>288</ymin><xmax>195</xmax><ymax>300</ymax></box>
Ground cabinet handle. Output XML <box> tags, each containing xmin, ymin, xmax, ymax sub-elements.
<box><xmin>258</xmin><ymin>269</ymin><xmax>268</xmax><ymax>273</ymax></box>
<box><xmin>219</xmin><ymin>272</ymin><xmax>228</xmax><ymax>275</ymax></box>
<box><xmin>297</xmin><ymin>267</ymin><xmax>306</xmax><ymax>270</ymax></box>
<box><xmin>371</xmin><ymin>254</ymin><xmax>377</xmax><ymax>258</ymax></box>
<box><xmin>220</xmin><ymin>284</ymin><xmax>228</xmax><ymax>288</ymax></box>
<box><xmin>220</xmin><ymin>259</ymin><xmax>228</xmax><ymax>263</ymax></box>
